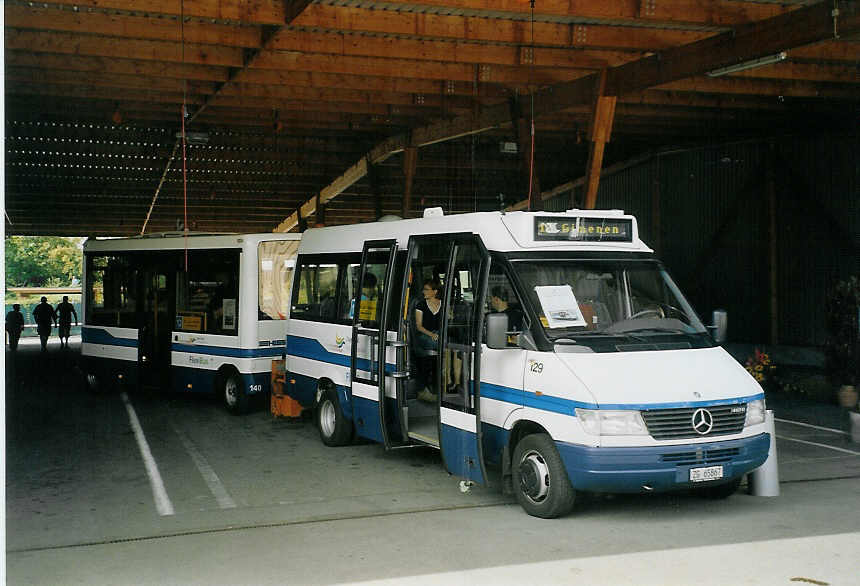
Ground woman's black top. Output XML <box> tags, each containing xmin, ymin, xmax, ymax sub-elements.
<box><xmin>416</xmin><ymin>299</ymin><xmax>441</xmax><ymax>332</ymax></box>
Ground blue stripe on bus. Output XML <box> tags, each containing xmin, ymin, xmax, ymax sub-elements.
<box><xmin>481</xmin><ymin>381</ymin><xmax>764</xmax><ymax>415</ymax></box>
<box><xmin>287</xmin><ymin>335</ymin><xmax>351</xmax><ymax>367</ymax></box>
<box><xmin>171</xmin><ymin>343</ymin><xmax>285</xmax><ymax>358</ymax></box>
<box><xmin>286</xmin><ymin>335</ymin><xmax>395</xmax><ymax>373</ymax></box>
<box><xmin>81</xmin><ymin>327</ymin><xmax>138</xmax><ymax>347</ymax></box>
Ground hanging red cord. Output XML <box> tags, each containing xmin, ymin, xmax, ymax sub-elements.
<box><xmin>528</xmin><ymin>118</ymin><xmax>535</xmax><ymax>204</ymax></box>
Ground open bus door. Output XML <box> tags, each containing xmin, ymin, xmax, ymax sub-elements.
<box><xmin>349</xmin><ymin>239</ymin><xmax>397</xmax><ymax>445</ymax></box>
<box><xmin>400</xmin><ymin>234</ymin><xmax>488</xmax><ymax>484</ymax></box>
<box><xmin>139</xmin><ymin>263</ymin><xmax>174</xmax><ymax>388</ymax></box>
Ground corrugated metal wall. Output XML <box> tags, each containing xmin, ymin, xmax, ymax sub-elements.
<box><xmin>545</xmin><ymin>135</ymin><xmax>859</xmax><ymax>346</ymax></box>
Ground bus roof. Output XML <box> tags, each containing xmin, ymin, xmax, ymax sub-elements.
<box><xmin>84</xmin><ymin>232</ymin><xmax>301</xmax><ymax>253</ymax></box>
<box><xmin>299</xmin><ymin>209</ymin><xmax>652</xmax><ymax>254</ymax></box>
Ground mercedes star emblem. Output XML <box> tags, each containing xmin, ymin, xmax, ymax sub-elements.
<box><xmin>691</xmin><ymin>408</ymin><xmax>714</xmax><ymax>435</ymax></box>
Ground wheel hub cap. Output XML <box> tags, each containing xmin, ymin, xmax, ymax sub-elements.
<box><xmin>225</xmin><ymin>379</ymin><xmax>238</xmax><ymax>406</ymax></box>
<box><xmin>519</xmin><ymin>451</ymin><xmax>550</xmax><ymax>503</ymax></box>
<box><xmin>320</xmin><ymin>400</ymin><xmax>336</xmax><ymax>437</ymax></box>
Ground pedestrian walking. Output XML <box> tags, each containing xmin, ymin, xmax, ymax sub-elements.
<box><xmin>55</xmin><ymin>296</ymin><xmax>79</xmax><ymax>349</ymax></box>
<box><xmin>33</xmin><ymin>296</ymin><xmax>57</xmax><ymax>352</ymax></box>
<box><xmin>6</xmin><ymin>304</ymin><xmax>25</xmax><ymax>351</ymax></box>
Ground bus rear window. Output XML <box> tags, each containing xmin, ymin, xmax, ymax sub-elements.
<box><xmin>258</xmin><ymin>240</ymin><xmax>299</xmax><ymax>320</ymax></box>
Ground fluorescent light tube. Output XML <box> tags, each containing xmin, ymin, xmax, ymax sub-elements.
<box><xmin>706</xmin><ymin>52</ymin><xmax>787</xmax><ymax>77</ymax></box>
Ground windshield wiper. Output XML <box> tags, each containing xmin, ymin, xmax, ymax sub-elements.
<box><xmin>626</xmin><ymin>327</ymin><xmax>688</xmax><ymax>334</ymax></box>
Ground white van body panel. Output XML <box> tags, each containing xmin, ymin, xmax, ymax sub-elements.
<box><xmin>554</xmin><ymin>347</ymin><xmax>762</xmax><ymax>408</ymax></box>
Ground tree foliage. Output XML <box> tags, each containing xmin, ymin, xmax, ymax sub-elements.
<box><xmin>4</xmin><ymin>236</ymin><xmax>83</xmax><ymax>287</ymax></box>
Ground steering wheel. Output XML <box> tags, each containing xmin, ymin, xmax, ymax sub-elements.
<box><xmin>630</xmin><ymin>307</ymin><xmax>664</xmax><ymax>319</ymax></box>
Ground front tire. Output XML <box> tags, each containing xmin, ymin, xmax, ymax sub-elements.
<box><xmin>221</xmin><ymin>370</ymin><xmax>248</xmax><ymax>414</ymax></box>
<box><xmin>316</xmin><ymin>388</ymin><xmax>353</xmax><ymax>447</ymax></box>
<box><xmin>512</xmin><ymin>433</ymin><xmax>575</xmax><ymax>518</ymax></box>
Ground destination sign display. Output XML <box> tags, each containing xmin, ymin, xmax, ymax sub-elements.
<box><xmin>534</xmin><ymin>217</ymin><xmax>633</xmax><ymax>242</ymax></box>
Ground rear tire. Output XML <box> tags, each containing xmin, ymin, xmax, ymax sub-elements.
<box><xmin>512</xmin><ymin>433</ymin><xmax>575</xmax><ymax>518</ymax></box>
<box><xmin>316</xmin><ymin>388</ymin><xmax>353</xmax><ymax>446</ymax></box>
<box><xmin>221</xmin><ymin>370</ymin><xmax>248</xmax><ymax>414</ymax></box>
<box><xmin>698</xmin><ymin>477</ymin><xmax>742</xmax><ymax>499</ymax></box>
<box><xmin>84</xmin><ymin>369</ymin><xmax>113</xmax><ymax>393</ymax></box>
<box><xmin>85</xmin><ymin>372</ymin><xmax>101</xmax><ymax>393</ymax></box>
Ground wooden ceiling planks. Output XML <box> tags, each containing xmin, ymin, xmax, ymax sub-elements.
<box><xmin>4</xmin><ymin>0</ymin><xmax>858</xmax><ymax>235</ymax></box>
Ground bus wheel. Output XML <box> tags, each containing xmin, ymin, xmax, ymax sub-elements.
<box><xmin>316</xmin><ymin>388</ymin><xmax>352</xmax><ymax>447</ymax></box>
<box><xmin>512</xmin><ymin>433</ymin><xmax>575</xmax><ymax>518</ymax></box>
<box><xmin>221</xmin><ymin>370</ymin><xmax>248</xmax><ymax>415</ymax></box>
<box><xmin>85</xmin><ymin>372</ymin><xmax>101</xmax><ymax>393</ymax></box>
<box><xmin>698</xmin><ymin>477</ymin><xmax>741</xmax><ymax>499</ymax></box>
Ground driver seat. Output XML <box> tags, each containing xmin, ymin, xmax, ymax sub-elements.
<box><xmin>574</xmin><ymin>277</ymin><xmax>611</xmax><ymax>330</ymax></box>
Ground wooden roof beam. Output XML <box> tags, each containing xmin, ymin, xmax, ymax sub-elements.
<box><xmin>657</xmin><ymin>76</ymin><xmax>859</xmax><ymax>99</ymax></box>
<box><xmin>290</xmin><ymin>4</ymin><xmax>713</xmax><ymax>50</ymax></box>
<box><xmin>4</xmin><ymin>4</ymin><xmax>262</xmax><ymax>48</ymax></box>
<box><xmin>5</xmin><ymin>51</ymin><xmax>230</xmax><ymax>83</ymax></box>
<box><xmin>5</xmin><ymin>29</ymin><xmax>244</xmax><ymax>67</ymax></box>
<box><xmin>268</xmin><ymin>29</ymin><xmax>642</xmax><ymax>69</ymax></box>
<box><xmin>368</xmin><ymin>0</ymin><xmax>794</xmax><ymax>27</ymax></box>
<box><xmin>252</xmin><ymin>52</ymin><xmax>591</xmax><ymax>84</ymax></box>
<box><xmin>26</xmin><ymin>0</ymin><xmax>288</xmax><ymax>25</ymax></box>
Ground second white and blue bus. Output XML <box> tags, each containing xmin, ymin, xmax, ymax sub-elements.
<box><xmin>81</xmin><ymin>232</ymin><xmax>300</xmax><ymax>413</ymax></box>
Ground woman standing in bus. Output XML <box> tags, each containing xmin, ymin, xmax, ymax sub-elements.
<box><xmin>414</xmin><ymin>278</ymin><xmax>442</xmax><ymax>401</ymax></box>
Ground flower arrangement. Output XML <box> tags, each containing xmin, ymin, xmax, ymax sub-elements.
<box><xmin>745</xmin><ymin>348</ymin><xmax>776</xmax><ymax>386</ymax></box>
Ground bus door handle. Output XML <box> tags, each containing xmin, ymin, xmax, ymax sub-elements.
<box><xmin>387</xmin><ymin>340</ymin><xmax>409</xmax><ymax>379</ymax></box>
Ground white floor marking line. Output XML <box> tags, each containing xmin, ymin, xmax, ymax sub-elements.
<box><xmin>120</xmin><ymin>392</ymin><xmax>175</xmax><ymax>517</ymax></box>
<box><xmin>775</xmin><ymin>434</ymin><xmax>860</xmax><ymax>456</ymax></box>
<box><xmin>171</xmin><ymin>423</ymin><xmax>237</xmax><ymax>509</ymax></box>
<box><xmin>774</xmin><ymin>417</ymin><xmax>848</xmax><ymax>436</ymax></box>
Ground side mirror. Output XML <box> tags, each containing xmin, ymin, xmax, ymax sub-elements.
<box><xmin>486</xmin><ymin>312</ymin><xmax>508</xmax><ymax>349</ymax></box>
<box><xmin>709</xmin><ymin>309</ymin><xmax>727</xmax><ymax>344</ymax></box>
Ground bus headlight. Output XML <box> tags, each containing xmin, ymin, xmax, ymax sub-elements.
<box><xmin>745</xmin><ymin>399</ymin><xmax>765</xmax><ymax>427</ymax></box>
<box><xmin>575</xmin><ymin>409</ymin><xmax>648</xmax><ymax>436</ymax></box>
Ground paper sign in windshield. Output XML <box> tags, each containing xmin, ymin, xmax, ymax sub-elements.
<box><xmin>534</xmin><ymin>285</ymin><xmax>586</xmax><ymax>328</ymax></box>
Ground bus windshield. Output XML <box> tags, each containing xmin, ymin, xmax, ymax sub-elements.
<box><xmin>512</xmin><ymin>259</ymin><xmax>713</xmax><ymax>349</ymax></box>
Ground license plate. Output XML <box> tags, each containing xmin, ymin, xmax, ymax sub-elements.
<box><xmin>690</xmin><ymin>465</ymin><xmax>724</xmax><ymax>482</ymax></box>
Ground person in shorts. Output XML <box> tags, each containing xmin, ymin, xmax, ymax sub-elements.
<box><xmin>55</xmin><ymin>295</ymin><xmax>78</xmax><ymax>349</ymax></box>
<box><xmin>33</xmin><ymin>297</ymin><xmax>57</xmax><ymax>352</ymax></box>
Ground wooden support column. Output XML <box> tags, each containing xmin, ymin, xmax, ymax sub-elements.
<box><xmin>296</xmin><ymin>206</ymin><xmax>307</xmax><ymax>233</ymax></box>
<box><xmin>766</xmin><ymin>142</ymin><xmax>779</xmax><ymax>344</ymax></box>
<box><xmin>583</xmin><ymin>70</ymin><xmax>617</xmax><ymax>210</ymax></box>
<box><xmin>509</xmin><ymin>96</ymin><xmax>541</xmax><ymax>211</ymax></box>
<box><xmin>402</xmin><ymin>146</ymin><xmax>418</xmax><ymax>218</ymax></box>
<box><xmin>315</xmin><ymin>190</ymin><xmax>326</xmax><ymax>227</ymax></box>
<box><xmin>366</xmin><ymin>155</ymin><xmax>383</xmax><ymax>220</ymax></box>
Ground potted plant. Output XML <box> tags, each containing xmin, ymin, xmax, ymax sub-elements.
<box><xmin>824</xmin><ymin>276</ymin><xmax>860</xmax><ymax>409</ymax></box>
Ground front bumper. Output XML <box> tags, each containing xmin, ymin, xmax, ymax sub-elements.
<box><xmin>557</xmin><ymin>433</ymin><xmax>770</xmax><ymax>493</ymax></box>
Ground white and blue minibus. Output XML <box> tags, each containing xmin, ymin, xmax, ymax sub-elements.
<box><xmin>82</xmin><ymin>232</ymin><xmax>300</xmax><ymax>413</ymax></box>
<box><xmin>283</xmin><ymin>208</ymin><xmax>769</xmax><ymax>517</ymax></box>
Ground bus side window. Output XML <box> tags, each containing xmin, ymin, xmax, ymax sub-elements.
<box><xmin>487</xmin><ymin>269</ymin><xmax>525</xmax><ymax>346</ymax></box>
<box><xmin>175</xmin><ymin>249</ymin><xmax>240</xmax><ymax>334</ymax></box>
<box><xmin>87</xmin><ymin>254</ymin><xmax>137</xmax><ymax>327</ymax></box>
<box><xmin>291</xmin><ymin>262</ymin><xmax>339</xmax><ymax>322</ymax></box>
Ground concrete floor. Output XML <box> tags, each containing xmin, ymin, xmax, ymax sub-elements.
<box><xmin>4</xmin><ymin>338</ymin><xmax>860</xmax><ymax>585</ymax></box>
